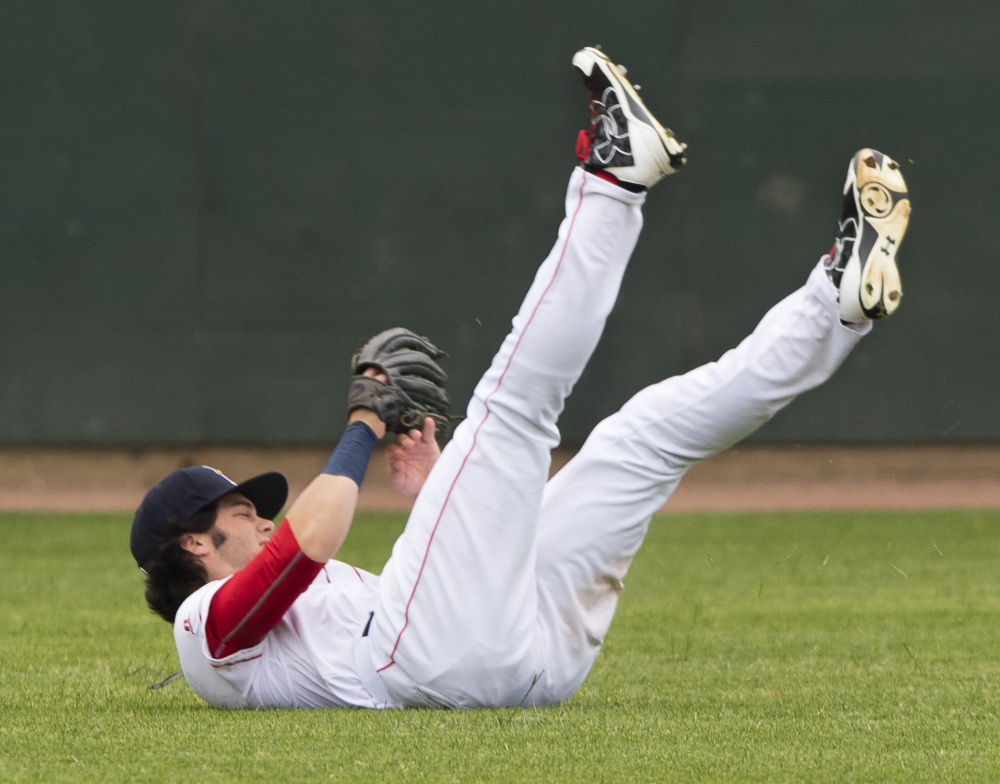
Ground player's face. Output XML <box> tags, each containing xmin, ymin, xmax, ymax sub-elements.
<box><xmin>209</xmin><ymin>492</ymin><xmax>276</xmax><ymax>574</ymax></box>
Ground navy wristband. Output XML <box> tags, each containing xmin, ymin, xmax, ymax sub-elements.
<box><xmin>322</xmin><ymin>421</ymin><xmax>379</xmax><ymax>487</ymax></box>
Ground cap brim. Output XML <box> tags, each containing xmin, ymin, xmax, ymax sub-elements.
<box><xmin>232</xmin><ymin>472</ymin><xmax>289</xmax><ymax>522</ymax></box>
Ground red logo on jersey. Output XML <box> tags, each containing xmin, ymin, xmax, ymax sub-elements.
<box><xmin>183</xmin><ymin>616</ymin><xmax>193</xmax><ymax>634</ymax></box>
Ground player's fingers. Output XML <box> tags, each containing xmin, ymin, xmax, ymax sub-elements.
<box><xmin>386</xmin><ymin>446</ymin><xmax>404</xmax><ymax>470</ymax></box>
<box><xmin>361</xmin><ymin>367</ymin><xmax>389</xmax><ymax>384</ymax></box>
<box><xmin>422</xmin><ymin>417</ymin><xmax>436</xmax><ymax>442</ymax></box>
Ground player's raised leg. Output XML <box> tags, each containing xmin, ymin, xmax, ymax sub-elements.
<box><xmin>369</xmin><ymin>47</ymin><xmax>685</xmax><ymax>708</ymax></box>
<box><xmin>529</xmin><ymin>151</ymin><xmax>910</xmax><ymax>703</ymax></box>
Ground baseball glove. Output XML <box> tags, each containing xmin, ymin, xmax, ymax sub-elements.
<box><xmin>347</xmin><ymin>328</ymin><xmax>452</xmax><ymax>438</ymax></box>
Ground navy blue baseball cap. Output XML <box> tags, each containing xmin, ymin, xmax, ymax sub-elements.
<box><xmin>130</xmin><ymin>465</ymin><xmax>288</xmax><ymax>571</ymax></box>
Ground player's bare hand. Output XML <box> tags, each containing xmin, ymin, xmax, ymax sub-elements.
<box><xmin>386</xmin><ymin>417</ymin><xmax>441</xmax><ymax>496</ymax></box>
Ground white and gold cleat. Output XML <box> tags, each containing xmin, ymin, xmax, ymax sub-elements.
<box><xmin>825</xmin><ymin>149</ymin><xmax>910</xmax><ymax>322</ymax></box>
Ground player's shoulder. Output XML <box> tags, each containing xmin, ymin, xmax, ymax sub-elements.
<box><xmin>173</xmin><ymin>576</ymin><xmax>230</xmax><ymax>638</ymax></box>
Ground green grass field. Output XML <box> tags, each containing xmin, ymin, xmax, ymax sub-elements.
<box><xmin>2</xmin><ymin>509</ymin><xmax>999</xmax><ymax>783</ymax></box>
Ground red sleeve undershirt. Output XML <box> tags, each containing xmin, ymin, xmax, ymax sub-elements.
<box><xmin>204</xmin><ymin>521</ymin><xmax>325</xmax><ymax>659</ymax></box>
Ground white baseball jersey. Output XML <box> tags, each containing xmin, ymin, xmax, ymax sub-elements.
<box><xmin>173</xmin><ymin>167</ymin><xmax>868</xmax><ymax>710</ymax></box>
<box><xmin>174</xmin><ymin>561</ymin><xmax>393</xmax><ymax>708</ymax></box>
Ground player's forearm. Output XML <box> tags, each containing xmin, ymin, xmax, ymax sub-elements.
<box><xmin>284</xmin><ymin>473</ymin><xmax>361</xmax><ymax>562</ymax></box>
<box><xmin>285</xmin><ymin>413</ymin><xmax>381</xmax><ymax>562</ymax></box>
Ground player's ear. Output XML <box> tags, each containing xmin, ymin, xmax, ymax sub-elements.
<box><xmin>180</xmin><ymin>532</ymin><xmax>212</xmax><ymax>558</ymax></box>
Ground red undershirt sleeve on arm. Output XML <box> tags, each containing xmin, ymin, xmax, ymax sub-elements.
<box><xmin>204</xmin><ymin>521</ymin><xmax>325</xmax><ymax>659</ymax></box>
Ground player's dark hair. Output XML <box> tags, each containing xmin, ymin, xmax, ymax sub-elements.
<box><xmin>142</xmin><ymin>503</ymin><xmax>219</xmax><ymax>623</ymax></box>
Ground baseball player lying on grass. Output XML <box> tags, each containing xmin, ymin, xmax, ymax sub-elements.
<box><xmin>131</xmin><ymin>46</ymin><xmax>910</xmax><ymax>709</ymax></box>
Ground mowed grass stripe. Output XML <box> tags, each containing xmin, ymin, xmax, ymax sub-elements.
<box><xmin>1</xmin><ymin>510</ymin><xmax>998</xmax><ymax>783</ymax></box>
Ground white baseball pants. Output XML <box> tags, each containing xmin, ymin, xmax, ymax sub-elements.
<box><xmin>367</xmin><ymin>167</ymin><xmax>868</xmax><ymax>708</ymax></box>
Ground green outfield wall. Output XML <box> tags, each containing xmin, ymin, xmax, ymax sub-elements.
<box><xmin>2</xmin><ymin>1</ymin><xmax>997</xmax><ymax>445</ymax></box>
